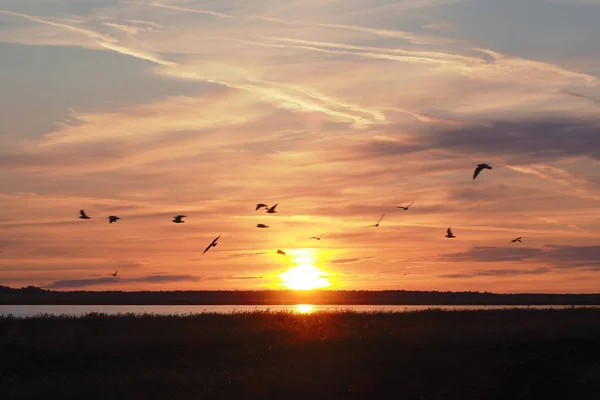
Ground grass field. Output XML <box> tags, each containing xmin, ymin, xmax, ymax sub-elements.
<box><xmin>2</xmin><ymin>308</ymin><xmax>600</xmax><ymax>399</ymax></box>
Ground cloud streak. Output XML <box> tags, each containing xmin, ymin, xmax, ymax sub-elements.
<box><xmin>47</xmin><ymin>274</ymin><xmax>202</xmax><ymax>289</ymax></box>
<box><xmin>440</xmin><ymin>246</ymin><xmax>600</xmax><ymax>270</ymax></box>
<box><xmin>133</xmin><ymin>2</ymin><xmax>236</xmax><ymax>20</ymax></box>
<box><xmin>0</xmin><ymin>10</ymin><xmax>117</xmax><ymax>43</ymax></box>
<box><xmin>440</xmin><ymin>267</ymin><xmax>552</xmax><ymax>279</ymax></box>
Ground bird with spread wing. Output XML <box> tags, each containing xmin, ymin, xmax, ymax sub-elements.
<box><xmin>203</xmin><ymin>235</ymin><xmax>221</xmax><ymax>255</ymax></box>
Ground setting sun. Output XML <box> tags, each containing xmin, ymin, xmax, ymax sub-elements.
<box><xmin>280</xmin><ymin>265</ymin><xmax>331</xmax><ymax>290</ymax></box>
<box><xmin>278</xmin><ymin>248</ymin><xmax>332</xmax><ymax>290</ymax></box>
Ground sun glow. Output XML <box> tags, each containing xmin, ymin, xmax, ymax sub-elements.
<box><xmin>295</xmin><ymin>304</ymin><xmax>314</xmax><ymax>313</ymax></box>
<box><xmin>278</xmin><ymin>248</ymin><xmax>332</xmax><ymax>290</ymax></box>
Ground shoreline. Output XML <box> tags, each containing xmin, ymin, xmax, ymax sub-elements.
<box><xmin>2</xmin><ymin>308</ymin><xmax>600</xmax><ymax>399</ymax></box>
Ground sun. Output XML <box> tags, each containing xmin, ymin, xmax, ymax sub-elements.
<box><xmin>278</xmin><ymin>249</ymin><xmax>331</xmax><ymax>290</ymax></box>
<box><xmin>280</xmin><ymin>264</ymin><xmax>331</xmax><ymax>290</ymax></box>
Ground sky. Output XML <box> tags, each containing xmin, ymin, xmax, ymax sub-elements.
<box><xmin>1</xmin><ymin>0</ymin><xmax>600</xmax><ymax>293</ymax></box>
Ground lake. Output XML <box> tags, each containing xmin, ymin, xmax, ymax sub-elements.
<box><xmin>1</xmin><ymin>304</ymin><xmax>598</xmax><ymax>317</ymax></box>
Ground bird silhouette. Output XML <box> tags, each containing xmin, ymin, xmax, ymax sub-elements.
<box><xmin>172</xmin><ymin>215</ymin><xmax>186</xmax><ymax>223</ymax></box>
<box><xmin>111</xmin><ymin>271</ymin><xmax>118</xmax><ymax>277</ymax></box>
<box><xmin>276</xmin><ymin>249</ymin><xmax>286</xmax><ymax>256</ymax></box>
<box><xmin>473</xmin><ymin>163</ymin><xmax>492</xmax><ymax>180</ymax></box>
<box><xmin>108</xmin><ymin>216</ymin><xmax>120</xmax><ymax>224</ymax></box>
<box><xmin>256</xmin><ymin>224</ymin><xmax>270</xmax><ymax>228</ymax></box>
<box><xmin>368</xmin><ymin>213</ymin><xmax>385</xmax><ymax>227</ymax></box>
<box><xmin>203</xmin><ymin>234</ymin><xmax>221</xmax><ymax>255</ymax></box>
<box><xmin>266</xmin><ymin>204</ymin><xmax>278</xmax><ymax>213</ymax></box>
<box><xmin>256</xmin><ymin>203</ymin><xmax>269</xmax><ymax>211</ymax></box>
<box><xmin>511</xmin><ymin>236</ymin><xmax>528</xmax><ymax>243</ymax></box>
<box><xmin>79</xmin><ymin>209</ymin><xmax>91</xmax><ymax>220</ymax></box>
<box><xmin>445</xmin><ymin>227</ymin><xmax>456</xmax><ymax>238</ymax></box>
<box><xmin>396</xmin><ymin>202</ymin><xmax>414</xmax><ymax>210</ymax></box>
<box><xmin>310</xmin><ymin>234</ymin><xmax>324</xmax><ymax>241</ymax></box>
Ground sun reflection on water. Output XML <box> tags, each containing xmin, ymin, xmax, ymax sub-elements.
<box><xmin>295</xmin><ymin>304</ymin><xmax>314</xmax><ymax>313</ymax></box>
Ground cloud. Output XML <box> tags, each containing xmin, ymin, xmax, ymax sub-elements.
<box><xmin>361</xmin><ymin>118</ymin><xmax>600</xmax><ymax>164</ymax></box>
<box><xmin>133</xmin><ymin>2</ymin><xmax>236</xmax><ymax>20</ymax></box>
<box><xmin>440</xmin><ymin>247</ymin><xmax>544</xmax><ymax>262</ymax></box>
<box><xmin>47</xmin><ymin>274</ymin><xmax>201</xmax><ymax>289</ymax></box>
<box><xmin>472</xmin><ymin>48</ymin><xmax>597</xmax><ymax>86</ymax></box>
<box><xmin>0</xmin><ymin>10</ymin><xmax>117</xmax><ymax>43</ymax></box>
<box><xmin>328</xmin><ymin>257</ymin><xmax>375</xmax><ymax>264</ymax></box>
<box><xmin>0</xmin><ymin>9</ymin><xmax>176</xmax><ymax>68</ymax></box>
<box><xmin>226</xmin><ymin>252</ymin><xmax>268</xmax><ymax>259</ymax></box>
<box><xmin>422</xmin><ymin>21</ymin><xmax>457</xmax><ymax>32</ymax></box>
<box><xmin>97</xmin><ymin>40</ymin><xmax>178</xmax><ymax>66</ymax></box>
<box><xmin>126</xmin><ymin>20</ymin><xmax>164</xmax><ymax>29</ymax></box>
<box><xmin>103</xmin><ymin>22</ymin><xmax>141</xmax><ymax>36</ymax></box>
<box><xmin>256</xmin><ymin>37</ymin><xmax>477</xmax><ymax>65</ymax></box>
<box><xmin>559</xmin><ymin>90</ymin><xmax>600</xmax><ymax>105</ymax></box>
<box><xmin>258</xmin><ymin>16</ymin><xmax>451</xmax><ymax>45</ymax></box>
<box><xmin>440</xmin><ymin>267</ymin><xmax>552</xmax><ymax>279</ymax></box>
<box><xmin>440</xmin><ymin>246</ymin><xmax>600</xmax><ymax>270</ymax></box>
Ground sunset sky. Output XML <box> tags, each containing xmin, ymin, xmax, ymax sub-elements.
<box><xmin>1</xmin><ymin>0</ymin><xmax>600</xmax><ymax>293</ymax></box>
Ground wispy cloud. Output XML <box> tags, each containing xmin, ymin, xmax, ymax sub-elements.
<box><xmin>559</xmin><ymin>89</ymin><xmax>600</xmax><ymax>105</ymax></box>
<box><xmin>258</xmin><ymin>16</ymin><xmax>451</xmax><ymax>45</ymax></box>
<box><xmin>0</xmin><ymin>10</ymin><xmax>117</xmax><ymax>43</ymax></box>
<box><xmin>133</xmin><ymin>2</ymin><xmax>236</xmax><ymax>20</ymax></box>
<box><xmin>103</xmin><ymin>22</ymin><xmax>141</xmax><ymax>36</ymax></box>
<box><xmin>97</xmin><ymin>41</ymin><xmax>178</xmax><ymax>66</ymax></box>
<box><xmin>440</xmin><ymin>246</ymin><xmax>600</xmax><ymax>270</ymax></box>
<box><xmin>47</xmin><ymin>274</ymin><xmax>201</xmax><ymax>289</ymax></box>
<box><xmin>440</xmin><ymin>267</ymin><xmax>551</xmax><ymax>279</ymax></box>
<box><xmin>329</xmin><ymin>257</ymin><xmax>375</xmax><ymax>264</ymax></box>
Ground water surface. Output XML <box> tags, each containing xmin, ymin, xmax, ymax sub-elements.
<box><xmin>1</xmin><ymin>304</ymin><xmax>597</xmax><ymax>317</ymax></box>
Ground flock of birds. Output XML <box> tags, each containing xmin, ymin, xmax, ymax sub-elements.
<box><xmin>67</xmin><ymin>163</ymin><xmax>531</xmax><ymax>279</ymax></box>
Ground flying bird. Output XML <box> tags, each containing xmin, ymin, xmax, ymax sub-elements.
<box><xmin>445</xmin><ymin>227</ymin><xmax>456</xmax><ymax>238</ymax></box>
<box><xmin>511</xmin><ymin>236</ymin><xmax>528</xmax><ymax>243</ymax></box>
<box><xmin>111</xmin><ymin>271</ymin><xmax>118</xmax><ymax>277</ymax></box>
<box><xmin>256</xmin><ymin>203</ymin><xmax>268</xmax><ymax>211</ymax></box>
<box><xmin>368</xmin><ymin>213</ymin><xmax>385</xmax><ymax>227</ymax></box>
<box><xmin>203</xmin><ymin>234</ymin><xmax>221</xmax><ymax>255</ymax></box>
<box><xmin>266</xmin><ymin>204</ymin><xmax>278</xmax><ymax>213</ymax></box>
<box><xmin>172</xmin><ymin>215</ymin><xmax>186</xmax><ymax>223</ymax></box>
<box><xmin>276</xmin><ymin>249</ymin><xmax>286</xmax><ymax>256</ymax></box>
<box><xmin>473</xmin><ymin>163</ymin><xmax>492</xmax><ymax>180</ymax></box>
<box><xmin>396</xmin><ymin>202</ymin><xmax>414</xmax><ymax>210</ymax></box>
<box><xmin>108</xmin><ymin>216</ymin><xmax>120</xmax><ymax>224</ymax></box>
<box><xmin>310</xmin><ymin>234</ymin><xmax>324</xmax><ymax>241</ymax></box>
<box><xmin>256</xmin><ymin>224</ymin><xmax>269</xmax><ymax>228</ymax></box>
<box><xmin>79</xmin><ymin>209</ymin><xmax>91</xmax><ymax>220</ymax></box>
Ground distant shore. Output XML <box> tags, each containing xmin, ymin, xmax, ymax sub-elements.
<box><xmin>2</xmin><ymin>285</ymin><xmax>600</xmax><ymax>305</ymax></box>
<box><xmin>2</xmin><ymin>308</ymin><xmax>600</xmax><ymax>399</ymax></box>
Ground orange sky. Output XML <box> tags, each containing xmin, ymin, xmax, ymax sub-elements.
<box><xmin>1</xmin><ymin>0</ymin><xmax>600</xmax><ymax>293</ymax></box>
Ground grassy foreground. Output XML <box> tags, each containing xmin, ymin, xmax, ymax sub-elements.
<box><xmin>2</xmin><ymin>308</ymin><xmax>600</xmax><ymax>399</ymax></box>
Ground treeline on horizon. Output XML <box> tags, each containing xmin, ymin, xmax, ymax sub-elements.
<box><xmin>1</xmin><ymin>285</ymin><xmax>600</xmax><ymax>305</ymax></box>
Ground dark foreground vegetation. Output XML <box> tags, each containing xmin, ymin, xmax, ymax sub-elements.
<box><xmin>3</xmin><ymin>285</ymin><xmax>600</xmax><ymax>305</ymax></box>
<box><xmin>2</xmin><ymin>309</ymin><xmax>600</xmax><ymax>399</ymax></box>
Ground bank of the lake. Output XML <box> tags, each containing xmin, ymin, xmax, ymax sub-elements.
<box><xmin>2</xmin><ymin>308</ymin><xmax>600</xmax><ymax>399</ymax></box>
